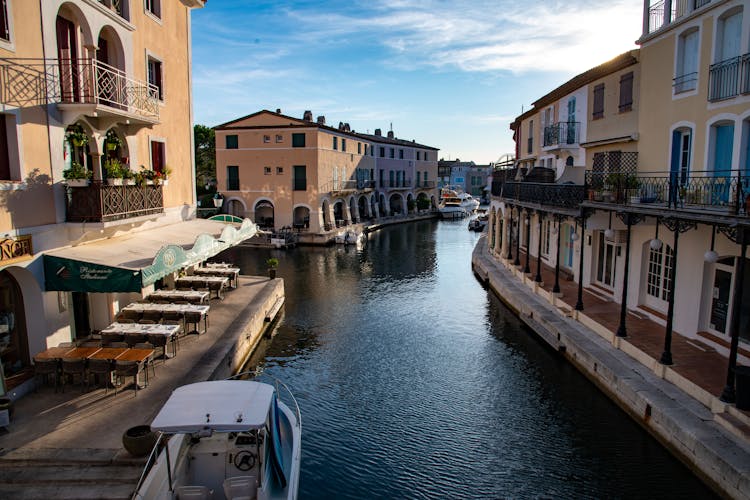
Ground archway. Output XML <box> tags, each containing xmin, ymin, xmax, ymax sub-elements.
<box><xmin>348</xmin><ymin>196</ymin><xmax>358</xmax><ymax>223</ymax></box>
<box><xmin>379</xmin><ymin>193</ymin><xmax>387</xmax><ymax>216</ymax></box>
<box><xmin>321</xmin><ymin>199</ymin><xmax>332</xmax><ymax>230</ymax></box>
<box><xmin>254</xmin><ymin>200</ymin><xmax>274</xmax><ymax>229</ymax></box>
<box><xmin>416</xmin><ymin>192</ymin><xmax>430</xmax><ymax>212</ymax></box>
<box><xmin>293</xmin><ymin>205</ymin><xmax>311</xmax><ymax>230</ymax></box>
<box><xmin>0</xmin><ymin>270</ymin><xmax>29</xmax><ymax>385</ymax></box>
<box><xmin>333</xmin><ymin>200</ymin><xmax>345</xmax><ymax>226</ymax></box>
<box><xmin>406</xmin><ymin>193</ymin><xmax>415</xmax><ymax>213</ymax></box>
<box><xmin>96</xmin><ymin>25</ymin><xmax>127</xmax><ymax>109</ymax></box>
<box><xmin>56</xmin><ymin>3</ymin><xmax>94</xmax><ymax>104</ymax></box>
<box><xmin>358</xmin><ymin>195</ymin><xmax>368</xmax><ymax>220</ymax></box>
<box><xmin>389</xmin><ymin>193</ymin><xmax>404</xmax><ymax>215</ymax></box>
<box><xmin>226</xmin><ymin>199</ymin><xmax>245</xmax><ymax>217</ymax></box>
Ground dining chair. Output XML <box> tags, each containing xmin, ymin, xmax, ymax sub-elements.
<box><xmin>33</xmin><ymin>358</ymin><xmax>59</xmax><ymax>392</ymax></box>
<box><xmin>184</xmin><ymin>311</ymin><xmax>205</xmax><ymax>335</ymax></box>
<box><xmin>125</xmin><ymin>333</ymin><xmax>147</xmax><ymax>348</ymax></box>
<box><xmin>134</xmin><ymin>342</ymin><xmax>156</xmax><ymax>381</ymax></box>
<box><xmin>101</xmin><ymin>332</ymin><xmax>124</xmax><ymax>345</ymax></box>
<box><xmin>116</xmin><ymin>318</ymin><xmax>135</xmax><ymax>324</ymax></box>
<box><xmin>114</xmin><ymin>360</ymin><xmax>142</xmax><ymax>396</ymax></box>
<box><xmin>61</xmin><ymin>358</ymin><xmax>87</xmax><ymax>392</ymax></box>
<box><xmin>106</xmin><ymin>341</ymin><xmax>129</xmax><ymax>348</ymax></box>
<box><xmin>142</xmin><ymin>311</ymin><xmax>163</xmax><ymax>323</ymax></box>
<box><xmin>147</xmin><ymin>334</ymin><xmax>170</xmax><ymax>363</ymax></box>
<box><xmin>87</xmin><ymin>359</ymin><xmax>114</xmax><ymax>393</ymax></box>
<box><xmin>208</xmin><ymin>281</ymin><xmax>224</xmax><ymax>300</ymax></box>
<box><xmin>138</xmin><ymin>319</ymin><xmax>157</xmax><ymax>325</ymax></box>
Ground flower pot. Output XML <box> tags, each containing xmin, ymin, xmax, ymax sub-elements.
<box><xmin>269</xmin><ymin>268</ymin><xmax>276</xmax><ymax>279</ymax></box>
<box><xmin>66</xmin><ymin>179</ymin><xmax>89</xmax><ymax>187</ymax></box>
<box><xmin>106</xmin><ymin>143</ymin><xmax>117</xmax><ymax>151</ymax></box>
<box><xmin>122</xmin><ymin>425</ymin><xmax>158</xmax><ymax>457</ymax></box>
<box><xmin>108</xmin><ymin>178</ymin><xmax>124</xmax><ymax>186</ymax></box>
<box><xmin>162</xmin><ymin>179</ymin><xmax>169</xmax><ymax>186</ymax></box>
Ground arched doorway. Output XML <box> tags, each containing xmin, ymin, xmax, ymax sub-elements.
<box><xmin>333</xmin><ymin>200</ymin><xmax>344</xmax><ymax>227</ymax></box>
<box><xmin>358</xmin><ymin>196</ymin><xmax>368</xmax><ymax>220</ymax></box>
<box><xmin>389</xmin><ymin>193</ymin><xmax>403</xmax><ymax>215</ymax></box>
<box><xmin>406</xmin><ymin>193</ymin><xmax>415</xmax><ymax>213</ymax></box>
<box><xmin>348</xmin><ymin>196</ymin><xmax>358</xmax><ymax>223</ymax></box>
<box><xmin>321</xmin><ymin>199</ymin><xmax>332</xmax><ymax>230</ymax></box>
<box><xmin>416</xmin><ymin>193</ymin><xmax>429</xmax><ymax>212</ymax></box>
<box><xmin>254</xmin><ymin>200</ymin><xmax>274</xmax><ymax>229</ymax></box>
<box><xmin>65</xmin><ymin>122</ymin><xmax>94</xmax><ymax>179</ymax></box>
<box><xmin>293</xmin><ymin>206</ymin><xmax>310</xmax><ymax>230</ymax></box>
<box><xmin>379</xmin><ymin>193</ymin><xmax>387</xmax><ymax>216</ymax></box>
<box><xmin>0</xmin><ymin>270</ymin><xmax>29</xmax><ymax>385</ymax></box>
<box><xmin>226</xmin><ymin>199</ymin><xmax>244</xmax><ymax>217</ymax></box>
<box><xmin>96</xmin><ymin>26</ymin><xmax>126</xmax><ymax>108</ymax></box>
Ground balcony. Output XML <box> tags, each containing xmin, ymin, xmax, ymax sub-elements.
<box><xmin>326</xmin><ymin>180</ymin><xmax>358</xmax><ymax>194</ymax></box>
<box><xmin>673</xmin><ymin>71</ymin><xmax>698</xmax><ymax>93</ymax></box>
<box><xmin>543</xmin><ymin>122</ymin><xmax>580</xmax><ymax>149</ymax></box>
<box><xmin>584</xmin><ymin>169</ymin><xmax>750</xmax><ymax>217</ymax></box>
<box><xmin>0</xmin><ymin>58</ymin><xmax>159</xmax><ymax>124</ymax></box>
<box><xmin>415</xmin><ymin>180</ymin><xmax>436</xmax><ymax>189</ymax></box>
<box><xmin>97</xmin><ymin>0</ymin><xmax>129</xmax><ymax>21</ymax></box>
<box><xmin>499</xmin><ymin>181</ymin><xmax>585</xmax><ymax>210</ymax></box>
<box><xmin>66</xmin><ymin>182</ymin><xmax>164</xmax><ymax>223</ymax></box>
<box><xmin>708</xmin><ymin>54</ymin><xmax>750</xmax><ymax>102</ymax></box>
<box><xmin>387</xmin><ymin>180</ymin><xmax>412</xmax><ymax>190</ymax></box>
<box><xmin>357</xmin><ymin>179</ymin><xmax>375</xmax><ymax>190</ymax></box>
<box><xmin>646</xmin><ymin>0</ymin><xmax>712</xmax><ymax>34</ymax></box>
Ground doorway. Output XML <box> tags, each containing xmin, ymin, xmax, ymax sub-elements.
<box><xmin>596</xmin><ymin>232</ymin><xmax>617</xmax><ymax>290</ymax></box>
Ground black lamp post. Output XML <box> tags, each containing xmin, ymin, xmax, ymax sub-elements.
<box><xmin>553</xmin><ymin>215</ymin><xmax>562</xmax><ymax>294</ymax></box>
<box><xmin>524</xmin><ymin>212</ymin><xmax>531</xmax><ymax>274</ymax></box>
<box><xmin>514</xmin><ymin>209</ymin><xmax>521</xmax><ymax>266</ymax></box>
<box><xmin>721</xmin><ymin>225</ymin><xmax>749</xmax><ymax>403</ymax></box>
<box><xmin>574</xmin><ymin>209</ymin><xmax>590</xmax><ymax>311</ymax></box>
<box><xmin>615</xmin><ymin>212</ymin><xmax>643</xmax><ymax>338</ymax></box>
<box><xmin>535</xmin><ymin>212</ymin><xmax>544</xmax><ymax>283</ymax></box>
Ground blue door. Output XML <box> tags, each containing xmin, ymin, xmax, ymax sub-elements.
<box><xmin>713</xmin><ymin>124</ymin><xmax>734</xmax><ymax>203</ymax></box>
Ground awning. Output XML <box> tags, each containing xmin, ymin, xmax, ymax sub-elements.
<box><xmin>44</xmin><ymin>218</ymin><xmax>257</xmax><ymax>293</ymax></box>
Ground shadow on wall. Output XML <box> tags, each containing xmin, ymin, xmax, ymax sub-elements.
<box><xmin>0</xmin><ymin>169</ymin><xmax>54</xmax><ymax>228</ymax></box>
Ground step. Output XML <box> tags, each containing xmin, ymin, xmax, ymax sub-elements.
<box><xmin>0</xmin><ymin>483</ymin><xmax>135</xmax><ymax>500</ymax></box>
<box><xmin>0</xmin><ymin>463</ymin><xmax>141</xmax><ymax>484</ymax></box>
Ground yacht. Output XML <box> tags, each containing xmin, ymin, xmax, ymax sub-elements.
<box><xmin>438</xmin><ymin>187</ymin><xmax>480</xmax><ymax>219</ymax></box>
<box><xmin>132</xmin><ymin>377</ymin><xmax>301</xmax><ymax>500</ymax></box>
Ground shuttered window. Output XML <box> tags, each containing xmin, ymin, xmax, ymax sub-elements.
<box><xmin>225</xmin><ymin>135</ymin><xmax>238</xmax><ymax>149</ymax></box>
<box><xmin>593</xmin><ymin>84</ymin><xmax>604</xmax><ymax>119</ymax></box>
<box><xmin>0</xmin><ymin>0</ymin><xmax>9</xmax><ymax>42</ymax></box>
<box><xmin>292</xmin><ymin>133</ymin><xmax>305</xmax><ymax>148</ymax></box>
<box><xmin>293</xmin><ymin>165</ymin><xmax>306</xmax><ymax>191</ymax></box>
<box><xmin>227</xmin><ymin>166</ymin><xmax>239</xmax><ymax>190</ymax></box>
<box><xmin>619</xmin><ymin>72</ymin><xmax>634</xmax><ymax>112</ymax></box>
<box><xmin>150</xmin><ymin>140</ymin><xmax>165</xmax><ymax>173</ymax></box>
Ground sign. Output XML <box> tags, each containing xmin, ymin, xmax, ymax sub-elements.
<box><xmin>0</xmin><ymin>236</ymin><xmax>32</xmax><ymax>266</ymax></box>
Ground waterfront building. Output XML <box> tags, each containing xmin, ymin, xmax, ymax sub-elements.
<box><xmin>0</xmin><ymin>0</ymin><xmax>235</xmax><ymax>397</ymax></box>
<box><xmin>214</xmin><ymin>109</ymin><xmax>439</xmax><ymax>234</ymax></box>
<box><xmin>437</xmin><ymin>159</ymin><xmax>492</xmax><ymax>197</ymax></box>
<box><xmin>488</xmin><ymin>0</ymin><xmax>750</xmax><ymax>405</ymax></box>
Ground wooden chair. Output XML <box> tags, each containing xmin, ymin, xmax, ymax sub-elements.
<box><xmin>118</xmin><ymin>310</ymin><xmax>141</xmax><ymax>321</ymax></box>
<box><xmin>141</xmin><ymin>310</ymin><xmax>162</xmax><ymax>323</ymax></box>
<box><xmin>125</xmin><ymin>333</ymin><xmax>147</xmax><ymax>348</ymax></box>
<box><xmin>147</xmin><ymin>334</ymin><xmax>170</xmax><ymax>363</ymax></box>
<box><xmin>208</xmin><ymin>280</ymin><xmax>224</xmax><ymax>300</ymax></box>
<box><xmin>134</xmin><ymin>342</ymin><xmax>156</xmax><ymax>380</ymax></box>
<box><xmin>114</xmin><ymin>360</ymin><xmax>143</xmax><ymax>396</ymax></box>
<box><xmin>184</xmin><ymin>311</ymin><xmax>206</xmax><ymax>335</ymax></box>
<box><xmin>138</xmin><ymin>319</ymin><xmax>156</xmax><ymax>325</ymax></box>
<box><xmin>61</xmin><ymin>358</ymin><xmax>86</xmax><ymax>392</ymax></box>
<box><xmin>107</xmin><ymin>341</ymin><xmax>129</xmax><ymax>348</ymax></box>
<box><xmin>33</xmin><ymin>358</ymin><xmax>59</xmax><ymax>392</ymax></box>
<box><xmin>87</xmin><ymin>359</ymin><xmax>114</xmax><ymax>393</ymax></box>
<box><xmin>116</xmin><ymin>318</ymin><xmax>135</xmax><ymax>324</ymax></box>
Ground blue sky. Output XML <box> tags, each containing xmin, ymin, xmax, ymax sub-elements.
<box><xmin>191</xmin><ymin>0</ymin><xmax>643</xmax><ymax>164</ymax></box>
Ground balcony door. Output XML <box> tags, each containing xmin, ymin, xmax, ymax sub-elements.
<box><xmin>717</xmin><ymin>11</ymin><xmax>742</xmax><ymax>63</ymax></box>
<box><xmin>708</xmin><ymin>257</ymin><xmax>750</xmax><ymax>341</ymax></box>
<box><xmin>595</xmin><ymin>232</ymin><xmax>617</xmax><ymax>290</ymax></box>
<box><xmin>56</xmin><ymin>15</ymin><xmax>80</xmax><ymax>103</ymax></box>
<box><xmin>566</xmin><ymin>98</ymin><xmax>576</xmax><ymax>144</ymax></box>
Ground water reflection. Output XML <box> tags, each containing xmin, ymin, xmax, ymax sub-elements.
<box><xmin>222</xmin><ymin>220</ymin><xmax>716</xmax><ymax>499</ymax></box>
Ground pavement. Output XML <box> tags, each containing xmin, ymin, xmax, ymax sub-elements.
<box><xmin>0</xmin><ymin>275</ymin><xmax>281</xmax><ymax>499</ymax></box>
<box><xmin>472</xmin><ymin>237</ymin><xmax>750</xmax><ymax>500</ymax></box>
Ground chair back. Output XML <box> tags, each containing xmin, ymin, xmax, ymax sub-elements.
<box><xmin>107</xmin><ymin>341</ymin><xmax>129</xmax><ymax>348</ymax></box>
<box><xmin>147</xmin><ymin>334</ymin><xmax>168</xmax><ymax>347</ymax></box>
<box><xmin>162</xmin><ymin>311</ymin><xmax>182</xmax><ymax>321</ymax></box>
<box><xmin>102</xmin><ymin>332</ymin><xmax>124</xmax><ymax>344</ymax></box>
<box><xmin>61</xmin><ymin>358</ymin><xmax>85</xmax><ymax>374</ymax></box>
<box><xmin>133</xmin><ymin>342</ymin><xmax>155</xmax><ymax>350</ymax></box>
<box><xmin>33</xmin><ymin>358</ymin><xmax>58</xmax><ymax>374</ymax></box>
<box><xmin>142</xmin><ymin>311</ymin><xmax>163</xmax><ymax>322</ymax></box>
<box><xmin>125</xmin><ymin>333</ymin><xmax>147</xmax><ymax>347</ymax></box>
<box><xmin>116</xmin><ymin>318</ymin><xmax>135</xmax><ymax>324</ymax></box>
<box><xmin>88</xmin><ymin>358</ymin><xmax>113</xmax><ymax>374</ymax></box>
<box><xmin>115</xmin><ymin>360</ymin><xmax>139</xmax><ymax>376</ymax></box>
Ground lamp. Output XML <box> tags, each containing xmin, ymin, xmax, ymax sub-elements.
<box><xmin>604</xmin><ymin>212</ymin><xmax>614</xmax><ymax>240</ymax></box>
<box><xmin>212</xmin><ymin>192</ymin><xmax>224</xmax><ymax>208</ymax></box>
<box><xmin>650</xmin><ymin>218</ymin><xmax>662</xmax><ymax>250</ymax></box>
<box><xmin>571</xmin><ymin>221</ymin><xmax>580</xmax><ymax>241</ymax></box>
<box><xmin>704</xmin><ymin>225</ymin><xmax>718</xmax><ymax>263</ymax></box>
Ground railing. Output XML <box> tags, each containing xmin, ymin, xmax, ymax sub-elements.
<box><xmin>357</xmin><ymin>179</ymin><xmax>375</xmax><ymax>190</ymax></box>
<box><xmin>0</xmin><ymin>58</ymin><xmax>159</xmax><ymax>120</ymax></box>
<box><xmin>416</xmin><ymin>180</ymin><xmax>436</xmax><ymax>188</ymax></box>
<box><xmin>66</xmin><ymin>182</ymin><xmax>164</xmax><ymax>222</ymax></box>
<box><xmin>647</xmin><ymin>0</ymin><xmax>706</xmax><ymax>34</ymax></box>
<box><xmin>98</xmin><ymin>0</ymin><xmax>127</xmax><ymax>20</ymax></box>
<box><xmin>500</xmin><ymin>181</ymin><xmax>585</xmax><ymax>209</ymax></box>
<box><xmin>584</xmin><ymin>169</ymin><xmax>750</xmax><ymax>215</ymax></box>
<box><xmin>543</xmin><ymin>122</ymin><xmax>580</xmax><ymax>147</ymax></box>
<box><xmin>387</xmin><ymin>180</ymin><xmax>412</xmax><ymax>189</ymax></box>
<box><xmin>709</xmin><ymin>55</ymin><xmax>742</xmax><ymax>101</ymax></box>
<box><xmin>673</xmin><ymin>72</ymin><xmax>698</xmax><ymax>93</ymax></box>
<box><xmin>326</xmin><ymin>179</ymin><xmax>357</xmax><ymax>193</ymax></box>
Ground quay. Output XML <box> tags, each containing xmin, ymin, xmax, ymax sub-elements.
<box><xmin>472</xmin><ymin>236</ymin><xmax>750</xmax><ymax>499</ymax></box>
<box><xmin>0</xmin><ymin>275</ymin><xmax>284</xmax><ymax>500</ymax></box>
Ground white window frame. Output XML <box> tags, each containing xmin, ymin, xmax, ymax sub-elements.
<box><xmin>673</xmin><ymin>26</ymin><xmax>700</xmax><ymax>98</ymax></box>
<box><xmin>144</xmin><ymin>0</ymin><xmax>162</xmax><ymax>23</ymax></box>
<box><xmin>145</xmin><ymin>50</ymin><xmax>165</xmax><ymax>103</ymax></box>
<box><xmin>0</xmin><ymin>0</ymin><xmax>15</xmax><ymax>52</ymax></box>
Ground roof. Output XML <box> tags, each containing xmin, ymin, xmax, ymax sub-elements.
<box><xmin>510</xmin><ymin>50</ymin><xmax>639</xmax><ymax>130</ymax></box>
<box><xmin>151</xmin><ymin>381</ymin><xmax>276</xmax><ymax>433</ymax></box>
<box><xmin>215</xmin><ymin>109</ymin><xmax>440</xmax><ymax>151</ymax></box>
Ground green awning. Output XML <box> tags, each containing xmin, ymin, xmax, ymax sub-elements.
<box><xmin>44</xmin><ymin>218</ymin><xmax>257</xmax><ymax>293</ymax></box>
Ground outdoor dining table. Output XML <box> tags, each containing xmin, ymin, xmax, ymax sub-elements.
<box><xmin>63</xmin><ymin>346</ymin><xmax>102</xmax><ymax>359</ymax></box>
<box><xmin>102</xmin><ymin>322</ymin><xmax>182</xmax><ymax>337</ymax></box>
<box><xmin>148</xmin><ymin>289</ymin><xmax>210</xmax><ymax>304</ymax></box>
<box><xmin>88</xmin><ymin>347</ymin><xmax>129</xmax><ymax>360</ymax></box>
<box><xmin>34</xmin><ymin>346</ymin><xmax>74</xmax><ymax>360</ymax></box>
<box><xmin>115</xmin><ymin>348</ymin><xmax>155</xmax><ymax>389</ymax></box>
<box><xmin>175</xmin><ymin>276</ymin><xmax>230</xmax><ymax>299</ymax></box>
<box><xmin>121</xmin><ymin>303</ymin><xmax>210</xmax><ymax>316</ymax></box>
<box><xmin>193</xmin><ymin>266</ymin><xmax>240</xmax><ymax>288</ymax></box>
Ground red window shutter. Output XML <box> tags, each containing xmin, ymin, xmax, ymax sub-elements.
<box><xmin>151</xmin><ymin>141</ymin><xmax>164</xmax><ymax>172</ymax></box>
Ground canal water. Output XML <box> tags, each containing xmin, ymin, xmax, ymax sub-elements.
<box><xmin>221</xmin><ymin>219</ymin><xmax>716</xmax><ymax>499</ymax></box>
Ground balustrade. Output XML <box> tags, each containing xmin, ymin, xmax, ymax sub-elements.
<box><xmin>66</xmin><ymin>182</ymin><xmax>164</xmax><ymax>222</ymax></box>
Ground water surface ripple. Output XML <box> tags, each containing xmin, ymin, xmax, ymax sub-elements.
<box><xmin>223</xmin><ymin>220</ymin><xmax>716</xmax><ymax>499</ymax></box>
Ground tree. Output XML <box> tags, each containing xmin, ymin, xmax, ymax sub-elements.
<box><xmin>194</xmin><ymin>124</ymin><xmax>215</xmax><ymax>194</ymax></box>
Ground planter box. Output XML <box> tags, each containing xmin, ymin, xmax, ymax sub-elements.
<box><xmin>108</xmin><ymin>179</ymin><xmax>124</xmax><ymax>186</ymax></box>
<box><xmin>65</xmin><ymin>179</ymin><xmax>89</xmax><ymax>187</ymax></box>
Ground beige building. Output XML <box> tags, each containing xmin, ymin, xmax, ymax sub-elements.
<box><xmin>214</xmin><ymin>110</ymin><xmax>439</xmax><ymax>239</ymax></box>
<box><xmin>0</xmin><ymin>0</ymin><xmax>226</xmax><ymax>397</ymax></box>
<box><xmin>489</xmin><ymin>0</ymin><xmax>750</xmax><ymax>412</ymax></box>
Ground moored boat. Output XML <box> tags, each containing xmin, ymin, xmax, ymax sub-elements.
<box><xmin>438</xmin><ymin>187</ymin><xmax>479</xmax><ymax>219</ymax></box>
<box><xmin>132</xmin><ymin>377</ymin><xmax>301</xmax><ymax>500</ymax></box>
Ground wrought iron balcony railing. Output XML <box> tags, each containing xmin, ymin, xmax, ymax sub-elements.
<box><xmin>387</xmin><ymin>179</ymin><xmax>412</xmax><ymax>189</ymax></box>
<box><xmin>647</xmin><ymin>0</ymin><xmax>710</xmax><ymax>34</ymax></box>
<box><xmin>543</xmin><ymin>122</ymin><xmax>580</xmax><ymax>148</ymax></box>
<box><xmin>327</xmin><ymin>179</ymin><xmax>358</xmax><ymax>193</ymax></box>
<box><xmin>499</xmin><ymin>181</ymin><xmax>585</xmax><ymax>209</ymax></box>
<box><xmin>673</xmin><ymin>71</ymin><xmax>698</xmax><ymax>93</ymax></box>
<box><xmin>0</xmin><ymin>58</ymin><xmax>159</xmax><ymax>121</ymax></box>
<box><xmin>415</xmin><ymin>180</ymin><xmax>436</xmax><ymax>188</ymax></box>
<box><xmin>584</xmin><ymin>169</ymin><xmax>750</xmax><ymax>216</ymax></box>
<box><xmin>66</xmin><ymin>182</ymin><xmax>164</xmax><ymax>222</ymax></box>
<box><xmin>357</xmin><ymin>179</ymin><xmax>375</xmax><ymax>190</ymax></box>
<box><xmin>708</xmin><ymin>53</ymin><xmax>750</xmax><ymax>101</ymax></box>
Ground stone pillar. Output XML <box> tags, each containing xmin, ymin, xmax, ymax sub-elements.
<box><xmin>501</xmin><ymin>212</ymin><xmax>511</xmax><ymax>258</ymax></box>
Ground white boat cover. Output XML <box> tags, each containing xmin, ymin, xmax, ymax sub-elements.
<box><xmin>150</xmin><ymin>381</ymin><xmax>275</xmax><ymax>433</ymax></box>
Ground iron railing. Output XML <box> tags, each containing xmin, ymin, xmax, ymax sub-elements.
<box><xmin>416</xmin><ymin>180</ymin><xmax>436</xmax><ymax>188</ymax></box>
<box><xmin>673</xmin><ymin>72</ymin><xmax>698</xmax><ymax>93</ymax></box>
<box><xmin>66</xmin><ymin>182</ymin><xmax>163</xmax><ymax>222</ymax></box>
<box><xmin>500</xmin><ymin>181</ymin><xmax>585</xmax><ymax>209</ymax></box>
<box><xmin>388</xmin><ymin>180</ymin><xmax>412</xmax><ymax>189</ymax></box>
<box><xmin>709</xmin><ymin>55</ymin><xmax>742</xmax><ymax>101</ymax></box>
<box><xmin>584</xmin><ymin>169</ymin><xmax>750</xmax><ymax>215</ymax></box>
<box><xmin>0</xmin><ymin>58</ymin><xmax>159</xmax><ymax>120</ymax></box>
<box><xmin>357</xmin><ymin>179</ymin><xmax>375</xmax><ymax>190</ymax></box>
<box><xmin>326</xmin><ymin>179</ymin><xmax>357</xmax><ymax>193</ymax></box>
<box><xmin>647</xmin><ymin>0</ymin><xmax>703</xmax><ymax>33</ymax></box>
<box><xmin>543</xmin><ymin>121</ymin><xmax>580</xmax><ymax>147</ymax></box>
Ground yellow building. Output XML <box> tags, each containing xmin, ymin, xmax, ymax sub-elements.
<box><xmin>0</xmin><ymin>0</ymin><xmax>218</xmax><ymax>396</ymax></box>
<box><xmin>214</xmin><ymin>110</ymin><xmax>439</xmax><ymax>240</ymax></box>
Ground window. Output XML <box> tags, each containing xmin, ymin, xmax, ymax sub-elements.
<box><xmin>647</xmin><ymin>244</ymin><xmax>674</xmax><ymax>301</ymax></box>
<box><xmin>0</xmin><ymin>116</ymin><xmax>10</xmax><ymax>180</ymax></box>
<box><xmin>541</xmin><ymin>219</ymin><xmax>551</xmax><ymax>257</ymax></box>
<box><xmin>276</xmin><ymin>167</ymin><xmax>283</xmax><ymax>175</ymax></box>
<box><xmin>399</xmin><ymin>149</ymin><xmax>404</xmax><ymax>159</ymax></box>
<box><xmin>293</xmin><ymin>165</ymin><xmax>306</xmax><ymax>191</ymax></box>
<box><xmin>145</xmin><ymin>0</ymin><xmax>161</xmax><ymax>18</ymax></box>
<box><xmin>710</xmin><ymin>122</ymin><xmax>735</xmax><ymax>176</ymax></box>
<box><xmin>675</xmin><ymin>29</ymin><xmax>699</xmax><ymax>93</ymax></box>
<box><xmin>333</xmin><ymin>137</ymin><xmax>338</xmax><ymax>150</ymax></box>
<box><xmin>263</xmin><ymin>135</ymin><xmax>270</xmax><ymax>143</ymax></box>
<box><xmin>709</xmin><ymin>10</ymin><xmax>743</xmax><ymax>100</ymax></box>
<box><xmin>619</xmin><ymin>72</ymin><xmax>633</xmax><ymax>112</ymax></box>
<box><xmin>264</xmin><ymin>166</ymin><xmax>271</xmax><ymax>175</ymax></box>
<box><xmin>0</xmin><ymin>0</ymin><xmax>10</xmax><ymax>42</ymax></box>
<box><xmin>147</xmin><ymin>56</ymin><xmax>163</xmax><ymax>100</ymax></box>
<box><xmin>416</xmin><ymin>171</ymin><xmax>421</xmax><ymax>186</ymax></box>
<box><xmin>389</xmin><ymin>148</ymin><xmax>394</xmax><ymax>159</ymax></box>
<box><xmin>150</xmin><ymin>140</ymin><xmax>165</xmax><ymax>172</ymax></box>
<box><xmin>379</xmin><ymin>146</ymin><xmax>385</xmax><ymax>158</ymax></box>
<box><xmin>292</xmin><ymin>133</ymin><xmax>305</xmax><ymax>147</ymax></box>
<box><xmin>227</xmin><ymin>165</ymin><xmax>239</xmax><ymax>190</ymax></box>
<box><xmin>417</xmin><ymin>151</ymin><xmax>421</xmax><ymax>161</ymax></box>
<box><xmin>671</xmin><ymin>128</ymin><xmax>692</xmax><ymax>184</ymax></box>
<box><xmin>276</xmin><ymin>134</ymin><xmax>283</xmax><ymax>143</ymax></box>
<box><xmin>424</xmin><ymin>152</ymin><xmax>429</xmax><ymax>161</ymax></box>
<box><xmin>527</xmin><ymin>120</ymin><xmax>533</xmax><ymax>153</ymax></box>
<box><xmin>225</xmin><ymin>135</ymin><xmax>238</xmax><ymax>149</ymax></box>
<box><xmin>358</xmin><ymin>143</ymin><xmax>362</xmax><ymax>154</ymax></box>
<box><xmin>342</xmin><ymin>139</ymin><xmax>346</xmax><ymax>152</ymax></box>
<box><xmin>593</xmin><ymin>84</ymin><xmax>604</xmax><ymax>119</ymax></box>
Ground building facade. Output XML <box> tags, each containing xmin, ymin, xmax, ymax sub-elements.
<box><xmin>0</xmin><ymin>0</ymin><xmax>207</xmax><ymax>395</ymax></box>
<box><xmin>488</xmin><ymin>0</ymin><xmax>750</xmax><ymax>410</ymax></box>
<box><xmin>214</xmin><ymin>110</ymin><xmax>439</xmax><ymax>236</ymax></box>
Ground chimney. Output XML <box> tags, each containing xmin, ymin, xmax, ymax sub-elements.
<box><xmin>276</xmin><ymin>108</ymin><xmax>282</xmax><ymax>114</ymax></box>
<box><xmin>344</xmin><ymin>123</ymin><xmax>351</xmax><ymax>132</ymax></box>
<box><xmin>387</xmin><ymin>130</ymin><xmax>394</xmax><ymax>139</ymax></box>
<box><xmin>303</xmin><ymin>110</ymin><xmax>313</xmax><ymax>121</ymax></box>
<box><xmin>338</xmin><ymin>121</ymin><xmax>344</xmax><ymax>130</ymax></box>
<box><xmin>317</xmin><ymin>115</ymin><xmax>326</xmax><ymax>125</ymax></box>
<box><xmin>375</xmin><ymin>128</ymin><xmax>382</xmax><ymax>136</ymax></box>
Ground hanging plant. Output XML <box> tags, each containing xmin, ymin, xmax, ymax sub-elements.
<box><xmin>105</xmin><ymin>129</ymin><xmax>123</xmax><ymax>151</ymax></box>
<box><xmin>66</xmin><ymin>125</ymin><xmax>89</xmax><ymax>148</ymax></box>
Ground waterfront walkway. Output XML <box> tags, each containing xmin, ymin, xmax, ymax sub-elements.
<box><xmin>0</xmin><ymin>275</ymin><xmax>283</xmax><ymax>499</ymax></box>
<box><xmin>472</xmin><ymin>237</ymin><xmax>750</xmax><ymax>499</ymax></box>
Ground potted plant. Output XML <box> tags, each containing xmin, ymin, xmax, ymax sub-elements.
<box><xmin>266</xmin><ymin>257</ymin><xmax>279</xmax><ymax>279</ymax></box>
<box><xmin>104</xmin><ymin>158</ymin><xmax>124</xmax><ymax>185</ymax></box>
<box><xmin>66</xmin><ymin>125</ymin><xmax>89</xmax><ymax>148</ymax></box>
<box><xmin>62</xmin><ymin>161</ymin><xmax>92</xmax><ymax>187</ymax></box>
<box><xmin>133</xmin><ymin>171</ymin><xmax>147</xmax><ymax>187</ymax></box>
<box><xmin>624</xmin><ymin>175</ymin><xmax>641</xmax><ymax>204</ymax></box>
<box><xmin>139</xmin><ymin>166</ymin><xmax>156</xmax><ymax>185</ymax></box>
<box><xmin>122</xmin><ymin>425</ymin><xmax>158</xmax><ymax>457</ymax></box>
<box><xmin>152</xmin><ymin>170</ymin><xmax>164</xmax><ymax>186</ymax></box>
<box><xmin>160</xmin><ymin>166</ymin><xmax>171</xmax><ymax>186</ymax></box>
<box><xmin>121</xmin><ymin>167</ymin><xmax>134</xmax><ymax>185</ymax></box>
<box><xmin>104</xmin><ymin>129</ymin><xmax>122</xmax><ymax>151</ymax></box>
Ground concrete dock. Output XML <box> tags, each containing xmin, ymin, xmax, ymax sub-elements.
<box><xmin>472</xmin><ymin>236</ymin><xmax>750</xmax><ymax>499</ymax></box>
<box><xmin>0</xmin><ymin>275</ymin><xmax>284</xmax><ymax>499</ymax></box>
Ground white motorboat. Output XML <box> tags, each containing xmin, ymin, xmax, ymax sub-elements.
<box><xmin>439</xmin><ymin>187</ymin><xmax>479</xmax><ymax>219</ymax></box>
<box><xmin>133</xmin><ymin>378</ymin><xmax>301</xmax><ymax>500</ymax></box>
<box><xmin>334</xmin><ymin>229</ymin><xmax>364</xmax><ymax>246</ymax></box>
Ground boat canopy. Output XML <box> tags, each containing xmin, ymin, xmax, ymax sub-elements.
<box><xmin>150</xmin><ymin>381</ymin><xmax>275</xmax><ymax>433</ymax></box>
